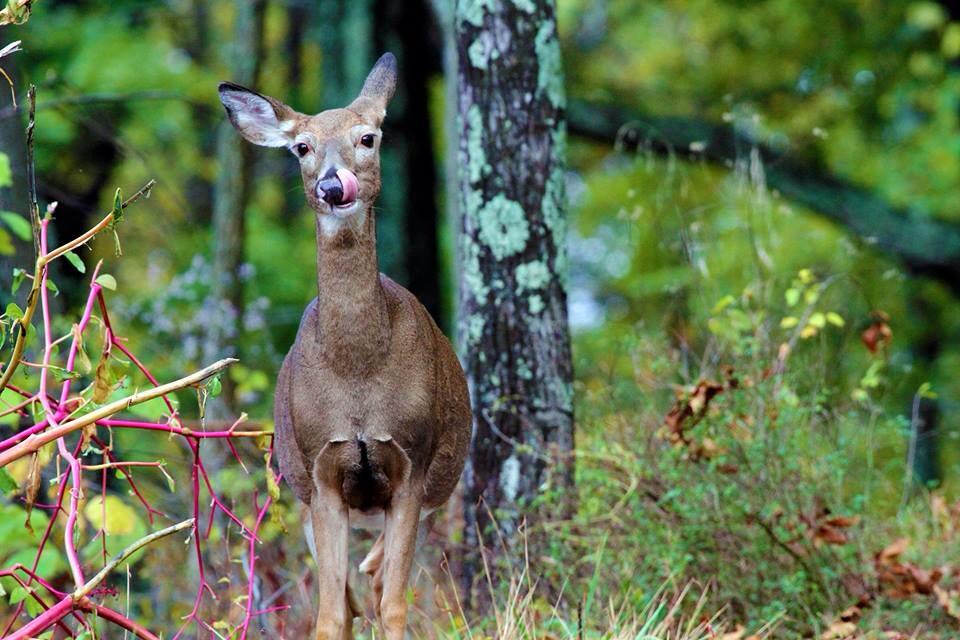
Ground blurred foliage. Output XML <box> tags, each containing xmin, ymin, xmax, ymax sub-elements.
<box><xmin>0</xmin><ymin>0</ymin><xmax>958</xmax><ymax>636</ymax></box>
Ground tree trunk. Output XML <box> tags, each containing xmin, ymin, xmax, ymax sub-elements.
<box><xmin>374</xmin><ymin>0</ymin><xmax>445</xmax><ymax>324</ymax></box>
<box><xmin>206</xmin><ymin>0</ymin><xmax>266</xmax><ymax>414</ymax></box>
<box><xmin>0</xmin><ymin>56</ymin><xmax>31</xmax><ymax>303</ymax></box>
<box><xmin>455</xmin><ymin>0</ymin><xmax>575</xmax><ymax>604</ymax></box>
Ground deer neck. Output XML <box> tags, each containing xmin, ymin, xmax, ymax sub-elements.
<box><xmin>314</xmin><ymin>210</ymin><xmax>389</xmax><ymax>373</ymax></box>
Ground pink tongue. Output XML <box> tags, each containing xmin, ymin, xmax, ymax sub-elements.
<box><xmin>336</xmin><ymin>168</ymin><xmax>359</xmax><ymax>205</ymax></box>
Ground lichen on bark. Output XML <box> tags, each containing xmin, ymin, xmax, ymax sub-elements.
<box><xmin>455</xmin><ymin>0</ymin><xmax>574</xmax><ymax>605</ymax></box>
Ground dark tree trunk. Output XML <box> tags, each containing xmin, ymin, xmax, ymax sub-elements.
<box><xmin>906</xmin><ymin>292</ymin><xmax>942</xmax><ymax>489</ymax></box>
<box><xmin>374</xmin><ymin>0</ymin><xmax>444</xmax><ymax>324</ymax></box>
<box><xmin>279</xmin><ymin>0</ymin><xmax>311</xmax><ymax>223</ymax></box>
<box><xmin>0</xmin><ymin>56</ymin><xmax>31</xmax><ymax>303</ymax></box>
<box><xmin>179</xmin><ymin>0</ymin><xmax>215</xmax><ymax>225</ymax></box>
<box><xmin>206</xmin><ymin>0</ymin><xmax>266</xmax><ymax>413</ymax></box>
<box><xmin>455</xmin><ymin>0</ymin><xmax>575</xmax><ymax>604</ymax></box>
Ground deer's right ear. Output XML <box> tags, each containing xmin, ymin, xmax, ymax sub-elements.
<box><xmin>218</xmin><ymin>82</ymin><xmax>297</xmax><ymax>147</ymax></box>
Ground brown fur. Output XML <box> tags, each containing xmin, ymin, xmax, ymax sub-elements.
<box><xmin>219</xmin><ymin>53</ymin><xmax>471</xmax><ymax>639</ymax></box>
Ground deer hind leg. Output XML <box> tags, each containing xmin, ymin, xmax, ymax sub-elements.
<box><xmin>359</xmin><ymin>531</ymin><xmax>385</xmax><ymax>618</ymax></box>
<box><xmin>307</xmin><ymin>486</ymin><xmax>351</xmax><ymax>640</ymax></box>
<box><xmin>378</xmin><ymin>490</ymin><xmax>423</xmax><ymax>640</ymax></box>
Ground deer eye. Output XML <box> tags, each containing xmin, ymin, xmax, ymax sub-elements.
<box><xmin>293</xmin><ymin>143</ymin><xmax>310</xmax><ymax>157</ymax></box>
<box><xmin>359</xmin><ymin>134</ymin><xmax>376</xmax><ymax>148</ymax></box>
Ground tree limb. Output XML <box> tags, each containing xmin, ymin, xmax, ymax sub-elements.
<box><xmin>567</xmin><ymin>99</ymin><xmax>960</xmax><ymax>293</ymax></box>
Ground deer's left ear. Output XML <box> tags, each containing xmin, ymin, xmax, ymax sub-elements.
<box><xmin>218</xmin><ymin>82</ymin><xmax>299</xmax><ymax>147</ymax></box>
<box><xmin>350</xmin><ymin>53</ymin><xmax>397</xmax><ymax>123</ymax></box>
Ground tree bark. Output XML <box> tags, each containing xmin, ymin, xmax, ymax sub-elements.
<box><xmin>206</xmin><ymin>0</ymin><xmax>266</xmax><ymax>413</ymax></box>
<box><xmin>566</xmin><ymin>99</ymin><xmax>960</xmax><ymax>294</ymax></box>
<box><xmin>455</xmin><ymin>0</ymin><xmax>575</xmax><ymax>604</ymax></box>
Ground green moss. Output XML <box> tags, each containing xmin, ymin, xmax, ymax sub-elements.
<box><xmin>468</xmin><ymin>37</ymin><xmax>489</xmax><ymax>70</ymax></box>
<box><xmin>556</xmin><ymin>378</ymin><xmax>573</xmax><ymax>412</ymax></box>
<box><xmin>513</xmin><ymin>0</ymin><xmax>536</xmax><ymax>12</ymax></box>
<box><xmin>457</xmin><ymin>0</ymin><xmax>495</xmax><ymax>27</ymax></box>
<box><xmin>516</xmin><ymin>260</ymin><xmax>551</xmax><ymax>292</ymax></box>
<box><xmin>466</xmin><ymin>106</ymin><xmax>489</xmax><ymax>183</ymax></box>
<box><xmin>534</xmin><ymin>20</ymin><xmax>566</xmax><ymax>108</ymax></box>
<box><xmin>464</xmin><ymin>313</ymin><xmax>485</xmax><ymax>345</ymax></box>
<box><xmin>517</xmin><ymin>357</ymin><xmax>533</xmax><ymax>380</ymax></box>
<box><xmin>461</xmin><ymin>235</ymin><xmax>489</xmax><ymax>302</ymax></box>
<box><xmin>477</xmin><ymin>195</ymin><xmax>530</xmax><ymax>260</ymax></box>
<box><xmin>528</xmin><ymin>294</ymin><xmax>545</xmax><ymax>315</ymax></box>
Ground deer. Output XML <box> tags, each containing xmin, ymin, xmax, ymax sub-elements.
<box><xmin>217</xmin><ymin>53</ymin><xmax>472</xmax><ymax>640</ymax></box>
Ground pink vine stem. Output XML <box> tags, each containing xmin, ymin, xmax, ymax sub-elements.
<box><xmin>0</xmin><ymin>207</ymin><xmax>276</xmax><ymax>638</ymax></box>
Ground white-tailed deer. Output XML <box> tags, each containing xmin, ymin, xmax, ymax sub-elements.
<box><xmin>218</xmin><ymin>53</ymin><xmax>472</xmax><ymax>639</ymax></box>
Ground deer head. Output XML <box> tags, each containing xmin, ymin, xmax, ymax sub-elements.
<box><xmin>218</xmin><ymin>53</ymin><xmax>397</xmax><ymax>236</ymax></box>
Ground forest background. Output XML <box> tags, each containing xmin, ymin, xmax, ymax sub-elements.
<box><xmin>1</xmin><ymin>1</ymin><xmax>960</xmax><ymax>638</ymax></box>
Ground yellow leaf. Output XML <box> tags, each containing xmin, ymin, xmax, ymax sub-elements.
<box><xmin>780</xmin><ymin>316</ymin><xmax>799</xmax><ymax>329</ymax></box>
<box><xmin>84</xmin><ymin>495</ymin><xmax>139</xmax><ymax>536</ymax></box>
<box><xmin>943</xmin><ymin>22</ymin><xmax>960</xmax><ymax>58</ymax></box>
<box><xmin>826</xmin><ymin>312</ymin><xmax>845</xmax><ymax>327</ymax></box>
<box><xmin>808</xmin><ymin>312</ymin><xmax>826</xmax><ymax>328</ymax></box>
<box><xmin>800</xmin><ymin>325</ymin><xmax>818</xmax><ymax>339</ymax></box>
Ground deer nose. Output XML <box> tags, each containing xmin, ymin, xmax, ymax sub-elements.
<box><xmin>316</xmin><ymin>168</ymin><xmax>359</xmax><ymax>207</ymax></box>
<box><xmin>316</xmin><ymin>168</ymin><xmax>343</xmax><ymax>205</ymax></box>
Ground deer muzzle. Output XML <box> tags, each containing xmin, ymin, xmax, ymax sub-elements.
<box><xmin>317</xmin><ymin>168</ymin><xmax>359</xmax><ymax>208</ymax></box>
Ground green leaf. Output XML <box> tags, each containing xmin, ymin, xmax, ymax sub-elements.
<box><xmin>0</xmin><ymin>153</ymin><xmax>11</xmax><ymax>188</ymax></box>
<box><xmin>11</xmin><ymin>267</ymin><xmax>24</xmax><ymax>294</ymax></box>
<box><xmin>711</xmin><ymin>295</ymin><xmax>736</xmax><ymax>314</ymax></box>
<box><xmin>0</xmin><ymin>467</ymin><xmax>16</xmax><ymax>495</ymax></box>
<box><xmin>0</xmin><ymin>211</ymin><xmax>31</xmax><ymax>241</ymax></box>
<box><xmin>4</xmin><ymin>302</ymin><xmax>23</xmax><ymax>320</ymax></box>
<box><xmin>206</xmin><ymin>375</ymin><xmax>222</xmax><ymax>398</ymax></box>
<box><xmin>49</xmin><ymin>366</ymin><xmax>81</xmax><ymax>382</ymax></box>
<box><xmin>918</xmin><ymin>381</ymin><xmax>938</xmax><ymax>400</ymax></box>
<box><xmin>95</xmin><ymin>274</ymin><xmax>117</xmax><ymax>291</ymax></box>
<box><xmin>64</xmin><ymin>251</ymin><xmax>86</xmax><ymax>274</ymax></box>
<box><xmin>109</xmin><ymin>187</ymin><xmax>123</xmax><ymax>229</ymax></box>
<box><xmin>9</xmin><ymin>585</ymin><xmax>28</xmax><ymax>605</ymax></box>
<box><xmin>45</xmin><ymin>279</ymin><xmax>59</xmax><ymax>296</ymax></box>
<box><xmin>780</xmin><ymin>316</ymin><xmax>799</xmax><ymax>329</ymax></box>
<box><xmin>784</xmin><ymin>288</ymin><xmax>800</xmax><ymax>307</ymax></box>
<box><xmin>808</xmin><ymin>312</ymin><xmax>826</xmax><ymax>329</ymax></box>
<box><xmin>907</xmin><ymin>1</ymin><xmax>946</xmax><ymax>30</ymax></box>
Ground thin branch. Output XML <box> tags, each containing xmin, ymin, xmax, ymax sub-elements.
<box><xmin>26</xmin><ymin>85</ymin><xmax>38</xmax><ymax>255</ymax></box>
<box><xmin>0</xmin><ymin>357</ymin><xmax>237</xmax><ymax>467</ymax></box>
<box><xmin>74</xmin><ymin>518</ymin><xmax>195</xmax><ymax>600</ymax></box>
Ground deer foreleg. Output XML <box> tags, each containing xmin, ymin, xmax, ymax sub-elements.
<box><xmin>308</xmin><ymin>487</ymin><xmax>351</xmax><ymax>640</ymax></box>
<box><xmin>378</xmin><ymin>489</ymin><xmax>422</xmax><ymax>640</ymax></box>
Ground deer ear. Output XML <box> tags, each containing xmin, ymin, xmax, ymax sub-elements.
<box><xmin>218</xmin><ymin>82</ymin><xmax>297</xmax><ymax>147</ymax></box>
<box><xmin>352</xmin><ymin>53</ymin><xmax>397</xmax><ymax>119</ymax></box>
